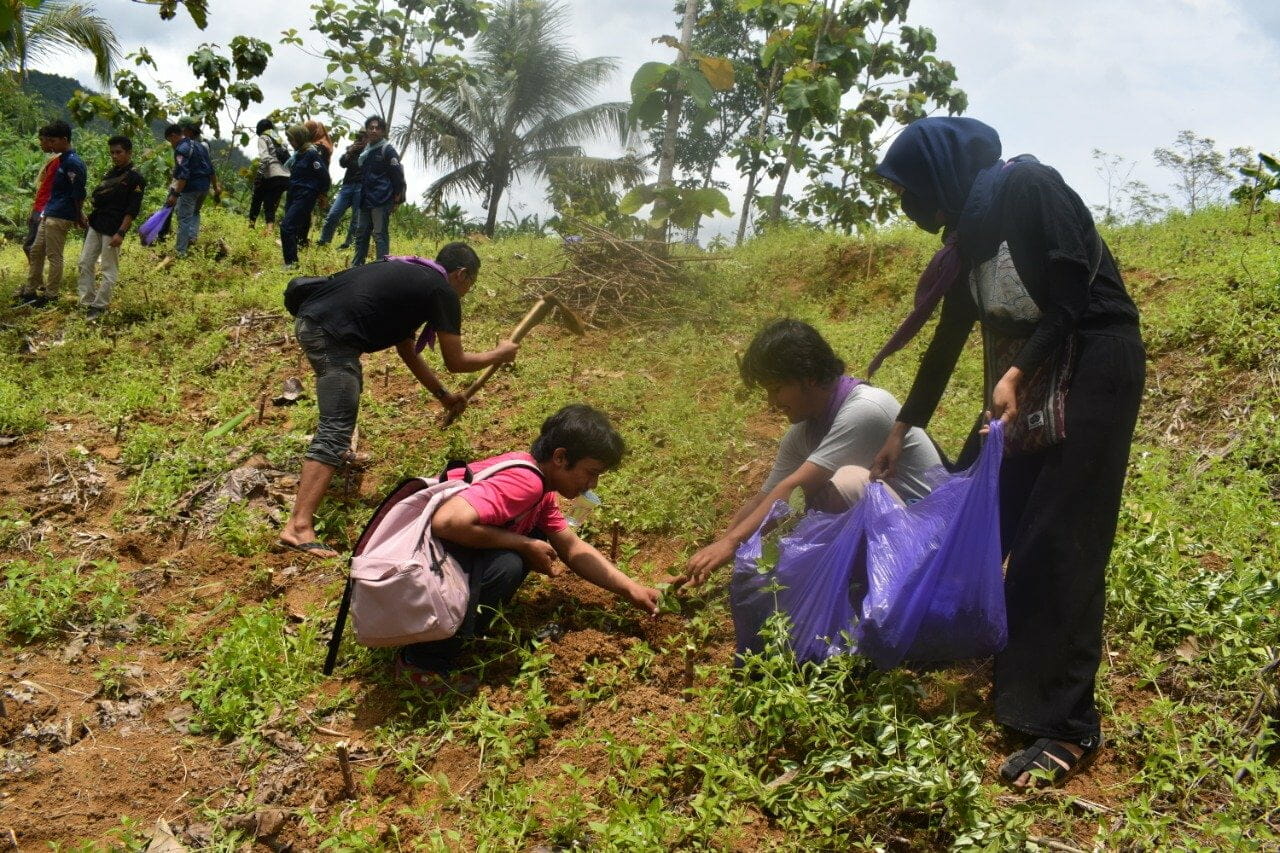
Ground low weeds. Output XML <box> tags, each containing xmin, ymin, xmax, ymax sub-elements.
<box><xmin>0</xmin><ymin>556</ymin><xmax>133</xmax><ymax>642</ymax></box>
<box><xmin>181</xmin><ymin>602</ymin><xmax>323</xmax><ymax>740</ymax></box>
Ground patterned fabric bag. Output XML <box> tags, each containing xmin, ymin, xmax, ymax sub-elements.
<box><xmin>969</xmin><ymin>241</ymin><xmax>1101</xmax><ymax>454</ymax></box>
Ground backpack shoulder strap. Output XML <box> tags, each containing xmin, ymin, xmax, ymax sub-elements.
<box><xmin>472</xmin><ymin>458</ymin><xmax>546</xmax><ymax>490</ymax></box>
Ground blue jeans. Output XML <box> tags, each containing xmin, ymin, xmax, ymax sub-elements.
<box><xmin>295</xmin><ymin>316</ymin><xmax>363</xmax><ymax>468</ymax></box>
<box><xmin>281</xmin><ymin>187</ymin><xmax>319</xmax><ymax>265</ymax></box>
<box><xmin>175</xmin><ymin>190</ymin><xmax>207</xmax><ymax>256</ymax></box>
<box><xmin>352</xmin><ymin>203</ymin><xmax>392</xmax><ymax>266</ymax></box>
<box><xmin>319</xmin><ymin>184</ymin><xmax>362</xmax><ymax>246</ymax></box>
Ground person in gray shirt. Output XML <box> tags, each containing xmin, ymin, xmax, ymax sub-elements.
<box><xmin>681</xmin><ymin>319</ymin><xmax>943</xmax><ymax>588</ymax></box>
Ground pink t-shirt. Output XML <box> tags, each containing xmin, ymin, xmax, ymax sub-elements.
<box><xmin>447</xmin><ymin>451</ymin><xmax>568</xmax><ymax>536</ymax></box>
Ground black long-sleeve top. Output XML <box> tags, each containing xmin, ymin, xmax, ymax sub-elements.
<box><xmin>898</xmin><ymin>163</ymin><xmax>1140</xmax><ymax>428</ymax></box>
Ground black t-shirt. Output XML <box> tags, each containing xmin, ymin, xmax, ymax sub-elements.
<box><xmin>297</xmin><ymin>261</ymin><xmax>462</xmax><ymax>353</ymax></box>
<box><xmin>87</xmin><ymin>165</ymin><xmax>146</xmax><ymax>236</ymax></box>
<box><xmin>898</xmin><ymin>163</ymin><xmax>1140</xmax><ymax>428</ymax></box>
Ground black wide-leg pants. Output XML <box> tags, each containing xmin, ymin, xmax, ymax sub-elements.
<box><xmin>993</xmin><ymin>326</ymin><xmax>1146</xmax><ymax>743</ymax></box>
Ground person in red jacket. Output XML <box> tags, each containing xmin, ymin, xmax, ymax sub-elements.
<box><xmin>22</xmin><ymin>126</ymin><xmax>57</xmax><ymax>260</ymax></box>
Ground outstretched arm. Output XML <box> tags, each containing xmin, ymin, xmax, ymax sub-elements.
<box><xmin>395</xmin><ymin>338</ymin><xmax>467</xmax><ymax>414</ymax></box>
<box><xmin>436</xmin><ymin>332</ymin><xmax>519</xmax><ymax>373</ymax></box>
<box><xmin>682</xmin><ymin>461</ymin><xmax>833</xmax><ymax>588</ymax></box>
<box><xmin>547</xmin><ymin>527</ymin><xmax>659</xmax><ymax>615</ymax></box>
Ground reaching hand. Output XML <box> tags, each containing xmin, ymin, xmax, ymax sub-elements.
<box><xmin>440</xmin><ymin>391</ymin><xmax>467</xmax><ymax>417</ymax></box>
<box><xmin>625</xmin><ymin>583</ymin><xmax>661</xmax><ymax>616</ymax></box>
<box><xmin>991</xmin><ymin>370</ymin><xmax>1020</xmax><ymax>425</ymax></box>
<box><xmin>680</xmin><ymin>537</ymin><xmax>738</xmax><ymax>589</ymax></box>
<box><xmin>870</xmin><ymin>431</ymin><xmax>905</xmax><ymax>482</ymax></box>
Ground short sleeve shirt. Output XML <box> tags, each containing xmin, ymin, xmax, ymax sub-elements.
<box><xmin>447</xmin><ymin>451</ymin><xmax>568</xmax><ymax>536</ymax></box>
<box><xmin>762</xmin><ymin>384</ymin><xmax>943</xmax><ymax>502</ymax></box>
<box><xmin>297</xmin><ymin>260</ymin><xmax>462</xmax><ymax>353</ymax></box>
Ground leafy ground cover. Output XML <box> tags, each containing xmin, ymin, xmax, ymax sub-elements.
<box><xmin>0</xmin><ymin>206</ymin><xmax>1276</xmax><ymax>849</ymax></box>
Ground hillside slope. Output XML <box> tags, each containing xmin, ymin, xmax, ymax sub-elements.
<box><xmin>0</xmin><ymin>207</ymin><xmax>1275</xmax><ymax>849</ymax></box>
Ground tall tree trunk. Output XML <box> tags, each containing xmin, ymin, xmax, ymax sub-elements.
<box><xmin>648</xmin><ymin>0</ymin><xmax>699</xmax><ymax>242</ymax></box>
<box><xmin>736</xmin><ymin>60</ymin><xmax>781</xmax><ymax>246</ymax></box>
<box><xmin>484</xmin><ymin>181</ymin><xmax>504</xmax><ymax>236</ymax></box>
<box><xmin>766</xmin><ymin>0</ymin><xmax>834</xmax><ymax>226</ymax></box>
<box><xmin>768</xmin><ymin>125</ymin><xmax>804</xmax><ymax>223</ymax></box>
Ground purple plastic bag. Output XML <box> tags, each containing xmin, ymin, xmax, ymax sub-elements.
<box><xmin>730</xmin><ymin>420</ymin><xmax>1007</xmax><ymax>669</ymax></box>
<box><xmin>138</xmin><ymin>207</ymin><xmax>173</xmax><ymax>246</ymax></box>
<box><xmin>731</xmin><ymin>502</ymin><xmax>854</xmax><ymax>661</ymax></box>
<box><xmin>854</xmin><ymin>419</ymin><xmax>1007</xmax><ymax>669</ymax></box>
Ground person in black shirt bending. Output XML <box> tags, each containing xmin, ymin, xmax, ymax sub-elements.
<box><xmin>279</xmin><ymin>242</ymin><xmax>518</xmax><ymax>557</ymax></box>
<box><xmin>77</xmin><ymin>135</ymin><xmax>145</xmax><ymax>320</ymax></box>
<box><xmin>867</xmin><ymin>118</ymin><xmax>1145</xmax><ymax>790</ymax></box>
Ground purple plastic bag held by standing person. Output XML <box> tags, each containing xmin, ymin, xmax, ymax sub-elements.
<box><xmin>138</xmin><ymin>207</ymin><xmax>174</xmax><ymax>246</ymax></box>
<box><xmin>730</xmin><ymin>419</ymin><xmax>1007</xmax><ymax>669</ymax></box>
<box><xmin>855</xmin><ymin>419</ymin><xmax>1007</xmax><ymax>669</ymax></box>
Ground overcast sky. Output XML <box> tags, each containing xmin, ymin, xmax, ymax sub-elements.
<box><xmin>42</xmin><ymin>0</ymin><xmax>1280</xmax><ymax>237</ymax></box>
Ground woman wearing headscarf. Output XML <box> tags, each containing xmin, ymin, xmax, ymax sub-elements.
<box><xmin>867</xmin><ymin>117</ymin><xmax>1145</xmax><ymax>788</ymax></box>
<box><xmin>280</xmin><ymin>124</ymin><xmax>331</xmax><ymax>268</ymax></box>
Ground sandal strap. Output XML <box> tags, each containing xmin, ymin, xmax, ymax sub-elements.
<box><xmin>999</xmin><ymin>737</ymin><xmax>1083</xmax><ymax>782</ymax></box>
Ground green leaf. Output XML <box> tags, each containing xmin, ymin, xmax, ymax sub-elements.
<box><xmin>618</xmin><ymin>186</ymin><xmax>654</xmax><ymax>216</ymax></box>
<box><xmin>630</xmin><ymin>61</ymin><xmax>672</xmax><ymax>101</ymax></box>
<box><xmin>678</xmin><ymin>63</ymin><xmax>715</xmax><ymax>109</ymax></box>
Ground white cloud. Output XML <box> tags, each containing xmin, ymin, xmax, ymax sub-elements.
<box><xmin>37</xmin><ymin>0</ymin><xmax>1280</xmax><ymax>236</ymax></box>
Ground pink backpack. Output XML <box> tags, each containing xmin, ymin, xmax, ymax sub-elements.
<box><xmin>323</xmin><ymin>458</ymin><xmax>544</xmax><ymax>674</ymax></box>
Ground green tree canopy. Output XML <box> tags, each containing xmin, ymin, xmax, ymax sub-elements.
<box><xmin>1</xmin><ymin>0</ymin><xmax>120</xmax><ymax>87</ymax></box>
<box><xmin>407</xmin><ymin>0</ymin><xmax>635</xmax><ymax>235</ymax></box>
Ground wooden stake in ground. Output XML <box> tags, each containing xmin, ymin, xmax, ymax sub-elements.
<box><xmin>336</xmin><ymin>742</ymin><xmax>355</xmax><ymax>800</ymax></box>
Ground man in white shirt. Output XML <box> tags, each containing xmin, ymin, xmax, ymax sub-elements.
<box><xmin>681</xmin><ymin>319</ymin><xmax>943</xmax><ymax>588</ymax></box>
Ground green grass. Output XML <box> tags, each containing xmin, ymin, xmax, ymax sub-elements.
<box><xmin>1</xmin><ymin>201</ymin><xmax>1278</xmax><ymax>849</ymax></box>
<box><xmin>0</xmin><ymin>556</ymin><xmax>134</xmax><ymax>642</ymax></box>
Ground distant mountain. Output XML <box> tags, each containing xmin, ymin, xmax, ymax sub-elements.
<box><xmin>22</xmin><ymin>70</ymin><xmax>250</xmax><ymax>170</ymax></box>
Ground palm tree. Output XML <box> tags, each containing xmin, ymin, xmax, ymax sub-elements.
<box><xmin>407</xmin><ymin>0</ymin><xmax>639</xmax><ymax>236</ymax></box>
<box><xmin>2</xmin><ymin>0</ymin><xmax>120</xmax><ymax>87</ymax></box>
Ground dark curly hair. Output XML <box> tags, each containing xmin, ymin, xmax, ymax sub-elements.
<box><xmin>740</xmin><ymin>319</ymin><xmax>845</xmax><ymax>388</ymax></box>
<box><xmin>531</xmin><ymin>404</ymin><xmax>625</xmax><ymax>469</ymax></box>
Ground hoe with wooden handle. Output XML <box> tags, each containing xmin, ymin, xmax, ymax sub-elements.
<box><xmin>442</xmin><ymin>293</ymin><xmax>585</xmax><ymax>426</ymax></box>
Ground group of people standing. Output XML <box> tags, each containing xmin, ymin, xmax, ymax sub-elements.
<box><xmin>249</xmin><ymin>114</ymin><xmax>406</xmax><ymax>269</ymax></box>
<box><xmin>14</xmin><ymin>112</ymin><xmax>409</xmax><ymax>319</ymax></box>
<box><xmin>17</xmin><ymin>120</ymin><xmax>145</xmax><ymax>319</ymax></box>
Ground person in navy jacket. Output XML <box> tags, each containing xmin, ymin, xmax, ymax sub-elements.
<box><xmin>163</xmin><ymin>119</ymin><xmax>214</xmax><ymax>258</ymax></box>
<box><xmin>280</xmin><ymin>124</ymin><xmax>331</xmax><ymax>268</ymax></box>
<box><xmin>19</xmin><ymin>120</ymin><xmax>87</xmax><ymax>308</ymax></box>
<box><xmin>351</xmin><ymin>115</ymin><xmax>406</xmax><ymax>266</ymax></box>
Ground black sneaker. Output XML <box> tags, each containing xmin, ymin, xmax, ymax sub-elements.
<box><xmin>27</xmin><ymin>295</ymin><xmax>52</xmax><ymax>310</ymax></box>
<box><xmin>86</xmin><ymin>307</ymin><xmax>106</xmax><ymax>322</ymax></box>
<box><xmin>13</xmin><ymin>293</ymin><xmax>39</xmax><ymax>306</ymax></box>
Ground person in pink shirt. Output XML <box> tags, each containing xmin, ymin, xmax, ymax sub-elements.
<box><xmin>396</xmin><ymin>404</ymin><xmax>661</xmax><ymax>692</ymax></box>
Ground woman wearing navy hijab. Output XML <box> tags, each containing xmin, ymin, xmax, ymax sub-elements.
<box><xmin>867</xmin><ymin>117</ymin><xmax>1146</xmax><ymax>788</ymax></box>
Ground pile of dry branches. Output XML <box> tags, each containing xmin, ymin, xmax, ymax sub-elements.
<box><xmin>524</xmin><ymin>221</ymin><xmax>721</xmax><ymax>327</ymax></box>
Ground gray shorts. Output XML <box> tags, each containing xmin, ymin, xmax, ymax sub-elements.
<box><xmin>295</xmin><ymin>316</ymin><xmax>364</xmax><ymax>468</ymax></box>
